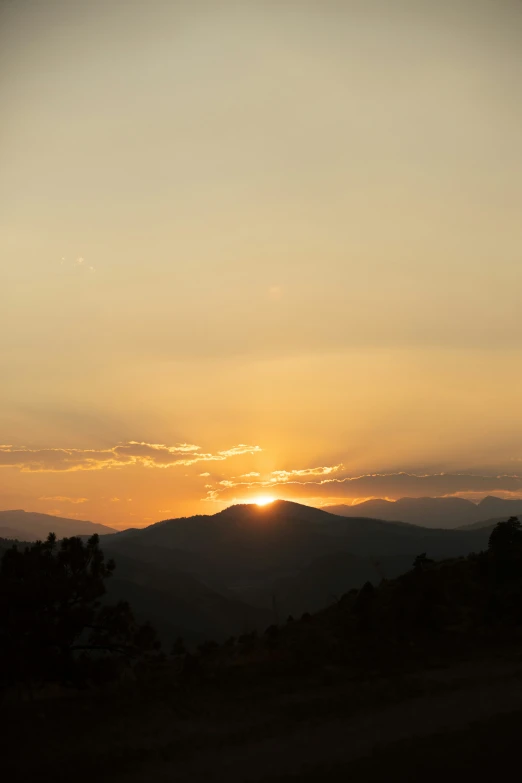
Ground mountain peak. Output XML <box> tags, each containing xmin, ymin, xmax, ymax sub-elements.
<box><xmin>478</xmin><ymin>495</ymin><xmax>505</xmax><ymax>506</ymax></box>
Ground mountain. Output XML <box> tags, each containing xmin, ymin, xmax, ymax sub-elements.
<box><xmin>0</xmin><ymin>500</ymin><xmax>500</xmax><ymax>645</ymax></box>
<box><xmin>0</xmin><ymin>510</ymin><xmax>116</xmax><ymax>540</ymax></box>
<box><xmin>242</xmin><ymin>551</ymin><xmax>416</xmax><ymax>619</ymax></box>
<box><xmin>0</xmin><ymin>529</ymin><xmax>272</xmax><ymax>647</ymax></box>
<box><xmin>457</xmin><ymin>517</ymin><xmax>505</xmax><ymax>531</ymax></box>
<box><xmin>475</xmin><ymin>495</ymin><xmax>522</xmax><ymax>519</ymax></box>
<box><xmin>0</xmin><ymin>526</ymin><xmax>31</xmax><ymax>541</ymax></box>
<box><xmin>100</xmin><ymin>547</ymin><xmax>272</xmax><ymax>646</ymax></box>
<box><xmin>326</xmin><ymin>495</ymin><xmax>522</xmax><ymax>529</ymax></box>
<box><xmin>105</xmin><ymin>501</ymin><xmax>352</xmax><ymax>582</ymax></box>
<box><xmin>105</xmin><ymin>500</ymin><xmax>493</xmax><ymax>624</ymax></box>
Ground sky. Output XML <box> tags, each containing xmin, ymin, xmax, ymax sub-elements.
<box><xmin>2</xmin><ymin>0</ymin><xmax>522</xmax><ymax>528</ymax></box>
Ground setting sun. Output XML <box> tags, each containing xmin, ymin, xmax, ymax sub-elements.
<box><xmin>254</xmin><ymin>496</ymin><xmax>276</xmax><ymax>507</ymax></box>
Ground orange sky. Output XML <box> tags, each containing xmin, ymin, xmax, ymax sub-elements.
<box><xmin>2</xmin><ymin>1</ymin><xmax>522</xmax><ymax>528</ymax></box>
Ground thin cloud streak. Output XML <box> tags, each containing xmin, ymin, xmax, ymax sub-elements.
<box><xmin>206</xmin><ymin>470</ymin><xmax>522</xmax><ymax>503</ymax></box>
<box><xmin>270</xmin><ymin>465</ymin><xmax>343</xmax><ymax>482</ymax></box>
<box><xmin>0</xmin><ymin>442</ymin><xmax>261</xmax><ymax>473</ymax></box>
<box><xmin>39</xmin><ymin>496</ymin><xmax>89</xmax><ymax>504</ymax></box>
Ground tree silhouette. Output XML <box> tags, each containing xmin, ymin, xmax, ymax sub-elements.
<box><xmin>0</xmin><ymin>533</ymin><xmax>158</xmax><ymax>689</ymax></box>
<box><xmin>488</xmin><ymin>517</ymin><xmax>522</xmax><ymax>558</ymax></box>
<box><xmin>413</xmin><ymin>553</ymin><xmax>434</xmax><ymax>570</ymax></box>
<box><xmin>486</xmin><ymin>517</ymin><xmax>522</xmax><ymax>612</ymax></box>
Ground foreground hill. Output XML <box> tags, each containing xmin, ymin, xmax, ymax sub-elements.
<box><xmin>0</xmin><ymin>534</ymin><xmax>271</xmax><ymax>647</ymax></box>
<box><xmin>1</xmin><ymin>500</ymin><xmax>498</xmax><ymax>643</ymax></box>
<box><xmin>101</xmin><ymin>548</ymin><xmax>272</xmax><ymax>645</ymax></box>
<box><xmin>0</xmin><ymin>509</ymin><xmax>116</xmax><ymax>540</ymax></box>
<box><xmin>106</xmin><ymin>499</ymin><xmax>493</xmax><ymax>565</ymax></box>
<box><xmin>458</xmin><ymin>517</ymin><xmax>506</xmax><ymax>531</ymax></box>
<box><xmin>6</xmin><ymin>518</ymin><xmax>522</xmax><ymax>783</ymax></box>
<box><xmin>105</xmin><ymin>500</ymin><xmax>493</xmax><ymax>619</ymax></box>
<box><xmin>326</xmin><ymin>495</ymin><xmax>522</xmax><ymax>529</ymax></box>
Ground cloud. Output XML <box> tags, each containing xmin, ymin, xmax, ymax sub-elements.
<box><xmin>39</xmin><ymin>496</ymin><xmax>88</xmax><ymax>504</ymax></box>
<box><xmin>207</xmin><ymin>464</ymin><xmax>343</xmax><ymax>496</ymax></box>
<box><xmin>270</xmin><ymin>465</ymin><xmax>343</xmax><ymax>482</ymax></box>
<box><xmin>206</xmin><ymin>469</ymin><xmax>522</xmax><ymax>503</ymax></box>
<box><xmin>217</xmin><ymin>445</ymin><xmax>262</xmax><ymax>458</ymax></box>
<box><xmin>0</xmin><ymin>442</ymin><xmax>262</xmax><ymax>473</ymax></box>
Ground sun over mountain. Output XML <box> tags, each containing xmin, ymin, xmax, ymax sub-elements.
<box><xmin>254</xmin><ymin>496</ymin><xmax>276</xmax><ymax>506</ymax></box>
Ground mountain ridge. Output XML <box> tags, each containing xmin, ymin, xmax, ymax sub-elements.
<box><xmin>0</xmin><ymin>499</ymin><xmax>502</xmax><ymax>644</ymax></box>
<box><xmin>0</xmin><ymin>509</ymin><xmax>117</xmax><ymax>540</ymax></box>
<box><xmin>104</xmin><ymin>499</ymin><xmax>494</xmax><ymax>622</ymax></box>
<box><xmin>325</xmin><ymin>495</ymin><xmax>522</xmax><ymax>529</ymax></box>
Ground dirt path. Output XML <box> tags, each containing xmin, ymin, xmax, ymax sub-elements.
<box><xmin>130</xmin><ymin>663</ymin><xmax>522</xmax><ymax>782</ymax></box>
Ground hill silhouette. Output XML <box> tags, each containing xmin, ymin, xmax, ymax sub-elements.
<box><xmin>0</xmin><ymin>500</ymin><xmax>508</xmax><ymax>645</ymax></box>
<box><xmin>0</xmin><ymin>509</ymin><xmax>116</xmax><ymax>540</ymax></box>
<box><xmin>101</xmin><ymin>548</ymin><xmax>272</xmax><ymax>646</ymax></box>
<box><xmin>6</xmin><ymin>517</ymin><xmax>522</xmax><ymax>783</ymax></box>
<box><xmin>103</xmin><ymin>500</ymin><xmax>494</xmax><ymax>629</ymax></box>
<box><xmin>458</xmin><ymin>517</ymin><xmax>507</xmax><ymax>531</ymax></box>
<box><xmin>326</xmin><ymin>495</ymin><xmax>522</xmax><ymax>529</ymax></box>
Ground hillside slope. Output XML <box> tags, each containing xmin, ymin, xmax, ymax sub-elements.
<box><xmin>0</xmin><ymin>510</ymin><xmax>116</xmax><ymax>540</ymax></box>
<box><xmin>105</xmin><ymin>500</ymin><xmax>493</xmax><ymax>619</ymax></box>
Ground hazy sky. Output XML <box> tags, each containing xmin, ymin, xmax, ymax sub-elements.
<box><xmin>2</xmin><ymin>0</ymin><xmax>522</xmax><ymax>526</ymax></box>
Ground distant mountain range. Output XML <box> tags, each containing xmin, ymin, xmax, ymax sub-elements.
<box><xmin>1</xmin><ymin>498</ymin><xmax>513</xmax><ymax>645</ymax></box>
<box><xmin>325</xmin><ymin>495</ymin><xmax>522</xmax><ymax>529</ymax></box>
<box><xmin>0</xmin><ymin>509</ymin><xmax>116</xmax><ymax>541</ymax></box>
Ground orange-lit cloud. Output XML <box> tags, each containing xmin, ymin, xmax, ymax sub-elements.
<box><xmin>39</xmin><ymin>496</ymin><xmax>89</xmax><ymax>504</ymax></box>
<box><xmin>206</xmin><ymin>464</ymin><xmax>344</xmax><ymax>499</ymax></box>
<box><xmin>0</xmin><ymin>442</ymin><xmax>261</xmax><ymax>473</ymax></box>
<box><xmin>206</xmin><ymin>470</ymin><xmax>522</xmax><ymax>503</ymax></box>
<box><xmin>270</xmin><ymin>465</ymin><xmax>343</xmax><ymax>482</ymax></box>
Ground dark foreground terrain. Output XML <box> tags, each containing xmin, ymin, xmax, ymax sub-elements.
<box><xmin>4</xmin><ymin>652</ymin><xmax>522</xmax><ymax>782</ymax></box>
<box><xmin>4</xmin><ymin>514</ymin><xmax>522</xmax><ymax>781</ymax></box>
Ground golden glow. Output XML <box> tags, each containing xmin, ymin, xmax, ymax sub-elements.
<box><xmin>2</xmin><ymin>3</ymin><xmax>522</xmax><ymax>526</ymax></box>
<box><xmin>254</xmin><ymin>496</ymin><xmax>276</xmax><ymax>507</ymax></box>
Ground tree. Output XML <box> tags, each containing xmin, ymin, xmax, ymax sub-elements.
<box><xmin>0</xmin><ymin>533</ymin><xmax>158</xmax><ymax>689</ymax></box>
<box><xmin>487</xmin><ymin>517</ymin><xmax>522</xmax><ymax>607</ymax></box>
<box><xmin>488</xmin><ymin>517</ymin><xmax>522</xmax><ymax>558</ymax></box>
<box><xmin>413</xmin><ymin>553</ymin><xmax>434</xmax><ymax>570</ymax></box>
